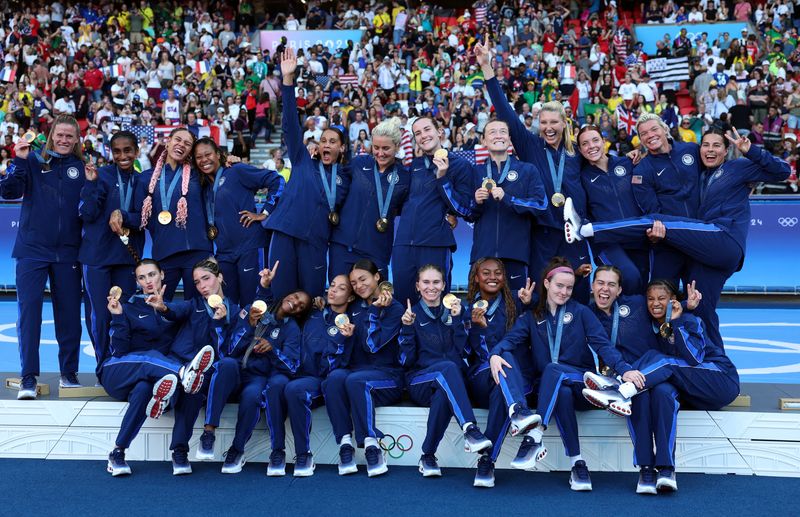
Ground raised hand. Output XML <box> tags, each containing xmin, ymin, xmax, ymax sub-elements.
<box><xmin>725</xmin><ymin>126</ymin><xmax>751</xmax><ymax>155</ymax></box>
<box><xmin>473</xmin><ymin>33</ymin><xmax>492</xmax><ymax>68</ymax></box>
<box><xmin>13</xmin><ymin>139</ymin><xmax>31</xmax><ymax>160</ymax></box>
<box><xmin>449</xmin><ymin>297</ymin><xmax>462</xmax><ymax>318</ymax></box>
<box><xmin>685</xmin><ymin>280</ymin><xmax>703</xmax><ymax>311</ymax></box>
<box><xmin>517</xmin><ymin>277</ymin><xmax>535</xmax><ymax>305</ymax></box>
<box><xmin>401</xmin><ymin>298</ymin><xmax>416</xmax><ymax>326</ymax></box>
<box><xmin>107</xmin><ymin>295</ymin><xmax>123</xmax><ymax>315</ymax></box>
<box><xmin>432</xmin><ymin>154</ymin><xmax>449</xmax><ymax>179</ymax></box>
<box><xmin>259</xmin><ymin>260</ymin><xmax>280</xmax><ymax>288</ymax></box>
<box><xmin>84</xmin><ymin>160</ymin><xmax>98</xmax><ymax>181</ymax></box>
<box><xmin>280</xmin><ymin>48</ymin><xmax>298</xmax><ymax>84</ymax></box>
<box><xmin>372</xmin><ymin>289</ymin><xmax>393</xmax><ymax>308</ymax></box>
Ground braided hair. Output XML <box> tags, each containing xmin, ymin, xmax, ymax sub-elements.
<box><xmin>140</xmin><ymin>127</ymin><xmax>195</xmax><ymax>229</ymax></box>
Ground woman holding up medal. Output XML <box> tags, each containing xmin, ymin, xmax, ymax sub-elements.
<box><xmin>581</xmin><ymin>278</ymin><xmax>739</xmax><ymax>493</ymax></box>
<box><xmin>398</xmin><ymin>265</ymin><xmax>493</xmax><ymax>478</ymax></box>
<box><xmin>269</xmin><ymin>48</ymin><xmax>351</xmax><ymax>299</ymax></box>
<box><xmin>80</xmin><ymin>131</ymin><xmax>146</xmax><ymax>376</ymax></box>
<box><xmin>2</xmin><ymin>115</ymin><xmax>86</xmax><ymax>398</ymax></box>
<box><xmin>193</xmin><ymin>137</ymin><xmax>285</xmax><ymax>306</ymax></box>
<box><xmin>113</xmin><ymin>127</ymin><xmax>211</xmax><ymax>301</ymax></box>
<box><xmin>328</xmin><ymin>118</ymin><xmax>410</xmax><ymax>280</ymax></box>
<box><xmin>468</xmin><ymin>120</ymin><xmax>548</xmax><ymax>291</ymax></box>
<box><xmin>392</xmin><ymin>116</ymin><xmax>474</xmax><ymax>304</ymax></box>
<box><xmin>322</xmin><ymin>260</ymin><xmax>404</xmax><ymax>478</ymax></box>
<box><xmin>475</xmin><ymin>37</ymin><xmax>590</xmax><ymax>301</ymax></box>
<box><xmin>490</xmin><ymin>258</ymin><xmax>644</xmax><ymax>492</ymax></box>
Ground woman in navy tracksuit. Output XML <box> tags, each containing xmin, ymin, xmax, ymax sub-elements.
<box><xmin>575</xmin><ymin>125</ymin><xmax>649</xmax><ymax>294</ymax></box>
<box><xmin>490</xmin><ymin>257</ymin><xmax>644</xmax><ymax>491</ymax></box>
<box><xmin>322</xmin><ymin>259</ymin><xmax>404</xmax><ymax>478</ymax></box>
<box><xmin>565</xmin><ymin>128</ymin><xmax>790</xmax><ymax>347</ymax></box>
<box><xmin>101</xmin><ymin>259</ymin><xmax>215</xmax><ymax>476</ymax></box>
<box><xmin>329</xmin><ymin>118</ymin><xmax>410</xmax><ymax>280</ymax></box>
<box><xmin>392</xmin><ymin>116</ymin><xmax>473</xmax><ymax>303</ymax></box>
<box><xmin>80</xmin><ymin>131</ymin><xmax>146</xmax><ymax>375</ymax></box>
<box><xmin>266</xmin><ymin>49</ymin><xmax>350</xmax><ymax>299</ymax></box>
<box><xmin>196</xmin><ymin>264</ymin><xmax>309</xmax><ymax>476</ymax></box>
<box><xmin>147</xmin><ymin>258</ymin><xmax>238</xmax><ymax>475</ymax></box>
<box><xmin>468</xmin><ymin>120</ymin><xmax>548</xmax><ymax>291</ymax></box>
<box><xmin>193</xmin><ymin>137</ymin><xmax>285</xmax><ymax>306</ymax></box>
<box><xmin>2</xmin><ymin>115</ymin><xmax>86</xmax><ymax>397</ymax></box>
<box><xmin>476</xmin><ymin>42</ymin><xmax>590</xmax><ymax>302</ymax></box>
<box><xmin>116</xmin><ymin>127</ymin><xmax>212</xmax><ymax>301</ymax></box>
<box><xmin>399</xmin><ymin>264</ymin><xmax>492</xmax><ymax>478</ymax></box>
<box><xmin>465</xmin><ymin>257</ymin><xmax>539</xmax><ymax>488</ymax></box>
<box><xmin>582</xmin><ymin>278</ymin><xmax>739</xmax><ymax>492</ymax></box>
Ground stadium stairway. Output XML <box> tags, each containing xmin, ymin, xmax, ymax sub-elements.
<box><xmin>249</xmin><ymin>129</ymin><xmax>283</xmax><ymax>167</ymax></box>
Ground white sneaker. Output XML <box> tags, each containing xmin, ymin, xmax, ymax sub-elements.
<box><xmin>17</xmin><ymin>375</ymin><xmax>37</xmax><ymax>400</ymax></box>
<box><xmin>582</xmin><ymin>387</ymin><xmax>632</xmax><ymax>417</ymax></box>
<box><xmin>146</xmin><ymin>374</ymin><xmax>177</xmax><ymax>419</ymax></box>
<box><xmin>563</xmin><ymin>197</ymin><xmax>583</xmax><ymax>243</ymax></box>
<box><xmin>181</xmin><ymin>345</ymin><xmax>215</xmax><ymax>394</ymax></box>
<box><xmin>583</xmin><ymin>371</ymin><xmax>620</xmax><ymax>390</ymax></box>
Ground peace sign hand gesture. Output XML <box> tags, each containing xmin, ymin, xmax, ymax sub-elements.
<box><xmin>725</xmin><ymin>126</ymin><xmax>751</xmax><ymax>155</ymax></box>
<box><xmin>517</xmin><ymin>278</ymin><xmax>535</xmax><ymax>305</ymax></box>
<box><xmin>685</xmin><ymin>280</ymin><xmax>703</xmax><ymax>311</ymax></box>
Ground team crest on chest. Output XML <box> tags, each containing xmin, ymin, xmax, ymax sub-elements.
<box><xmin>613</xmin><ymin>166</ymin><xmax>626</xmax><ymax>177</ymax></box>
<box><xmin>335</xmin><ymin>175</ymin><xmax>343</xmax><ymax>186</ymax></box>
<box><xmin>713</xmin><ymin>168</ymin><xmax>724</xmax><ymax>179</ymax></box>
<box><xmin>619</xmin><ymin>305</ymin><xmax>630</xmax><ymax>317</ymax></box>
<box><xmin>507</xmin><ymin>170</ymin><xmax>518</xmax><ymax>182</ymax></box>
<box><xmin>219</xmin><ymin>177</ymin><xmax>227</xmax><ymax>186</ymax></box>
<box><xmin>327</xmin><ymin>326</ymin><xmax>339</xmax><ymax>336</ymax></box>
<box><xmin>563</xmin><ymin>312</ymin><xmax>573</xmax><ymax>324</ymax></box>
<box><xmin>681</xmin><ymin>154</ymin><xmax>694</xmax><ymax>166</ymax></box>
<box><xmin>388</xmin><ymin>171</ymin><xmax>399</xmax><ymax>184</ymax></box>
<box><xmin>271</xmin><ymin>328</ymin><xmax>280</xmax><ymax>339</ymax></box>
<box><xmin>67</xmin><ymin>167</ymin><xmax>80</xmax><ymax>179</ymax></box>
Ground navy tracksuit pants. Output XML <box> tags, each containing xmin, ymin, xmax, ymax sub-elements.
<box><xmin>535</xmin><ymin>362</ymin><xmax>594</xmax><ymax>457</ymax></box>
<box><xmin>284</xmin><ymin>376</ymin><xmax>325</xmax><ymax>454</ymax></box>
<box><xmin>83</xmin><ymin>264</ymin><xmax>136</xmax><ymax>373</ymax></box>
<box><xmin>268</xmin><ymin>231</ymin><xmax>328</xmax><ymax>299</ymax></box>
<box><xmin>217</xmin><ymin>248</ymin><xmax>263</xmax><ymax>307</ymax></box>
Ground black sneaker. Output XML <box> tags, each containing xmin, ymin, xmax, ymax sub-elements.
<box><xmin>473</xmin><ymin>454</ymin><xmax>495</xmax><ymax>488</ymax></box>
<box><xmin>267</xmin><ymin>449</ymin><xmax>286</xmax><ymax>476</ymax></box>
<box><xmin>17</xmin><ymin>374</ymin><xmax>37</xmax><ymax>400</ymax></box>
<box><xmin>637</xmin><ymin>466</ymin><xmax>657</xmax><ymax>495</ymax></box>
<box><xmin>171</xmin><ymin>446</ymin><xmax>192</xmax><ymax>475</ymax></box>
<box><xmin>463</xmin><ymin>424</ymin><xmax>492</xmax><ymax>453</ymax></box>
<box><xmin>196</xmin><ymin>430</ymin><xmax>215</xmax><ymax>461</ymax></box>
<box><xmin>569</xmin><ymin>460</ymin><xmax>592</xmax><ymax>491</ymax></box>
<box><xmin>365</xmin><ymin>445</ymin><xmax>388</xmax><ymax>477</ymax></box>
<box><xmin>294</xmin><ymin>452</ymin><xmax>315</xmax><ymax>477</ymax></box>
<box><xmin>338</xmin><ymin>444</ymin><xmax>357</xmax><ymax>475</ymax></box>
<box><xmin>59</xmin><ymin>372</ymin><xmax>82</xmax><ymax>388</ymax></box>
<box><xmin>510</xmin><ymin>435</ymin><xmax>547</xmax><ymax>470</ymax></box>
<box><xmin>418</xmin><ymin>453</ymin><xmax>442</xmax><ymax>477</ymax></box>
<box><xmin>107</xmin><ymin>447</ymin><xmax>131</xmax><ymax>476</ymax></box>
<box><xmin>221</xmin><ymin>446</ymin><xmax>245</xmax><ymax>474</ymax></box>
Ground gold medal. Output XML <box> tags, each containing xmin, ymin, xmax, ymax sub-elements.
<box><xmin>22</xmin><ymin>130</ymin><xmax>37</xmax><ymax>144</ymax></box>
<box><xmin>659</xmin><ymin>322</ymin><xmax>672</xmax><ymax>339</ymax></box>
<box><xmin>443</xmin><ymin>293</ymin><xmax>459</xmax><ymax>310</ymax></box>
<box><xmin>251</xmin><ymin>300</ymin><xmax>267</xmax><ymax>315</ymax></box>
<box><xmin>376</xmin><ymin>217</ymin><xmax>389</xmax><ymax>233</ymax></box>
<box><xmin>158</xmin><ymin>210</ymin><xmax>172</xmax><ymax>225</ymax></box>
<box><xmin>434</xmin><ymin>149</ymin><xmax>448</xmax><ymax>160</ymax></box>
<box><xmin>378</xmin><ymin>281</ymin><xmax>394</xmax><ymax>295</ymax></box>
<box><xmin>207</xmin><ymin>294</ymin><xmax>223</xmax><ymax>308</ymax></box>
<box><xmin>109</xmin><ymin>286</ymin><xmax>123</xmax><ymax>301</ymax></box>
<box><xmin>119</xmin><ymin>227</ymin><xmax>130</xmax><ymax>246</ymax></box>
<box><xmin>207</xmin><ymin>225</ymin><xmax>218</xmax><ymax>240</ymax></box>
<box><xmin>551</xmin><ymin>192</ymin><xmax>566</xmax><ymax>207</ymax></box>
<box><xmin>328</xmin><ymin>211</ymin><xmax>340</xmax><ymax>226</ymax></box>
<box><xmin>482</xmin><ymin>178</ymin><xmax>496</xmax><ymax>191</ymax></box>
<box><xmin>473</xmin><ymin>299</ymin><xmax>489</xmax><ymax>310</ymax></box>
<box><xmin>334</xmin><ymin>313</ymin><xmax>350</xmax><ymax>329</ymax></box>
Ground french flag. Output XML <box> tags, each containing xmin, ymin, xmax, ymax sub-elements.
<box><xmin>195</xmin><ymin>61</ymin><xmax>210</xmax><ymax>75</ymax></box>
<box><xmin>105</xmin><ymin>64</ymin><xmax>124</xmax><ymax>78</ymax></box>
<box><xmin>0</xmin><ymin>67</ymin><xmax>16</xmax><ymax>83</ymax></box>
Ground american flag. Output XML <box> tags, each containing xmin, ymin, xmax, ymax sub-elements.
<box><xmin>315</xmin><ymin>75</ymin><xmax>330</xmax><ymax>89</ymax></box>
<box><xmin>450</xmin><ymin>145</ymin><xmax>491</xmax><ymax>165</ymax></box>
<box><xmin>126</xmin><ymin>125</ymin><xmax>177</xmax><ymax>145</ymax></box>
<box><xmin>400</xmin><ymin>129</ymin><xmax>413</xmax><ymax>166</ymax></box>
<box><xmin>615</xmin><ymin>106</ymin><xmax>637</xmax><ymax>137</ymax></box>
<box><xmin>338</xmin><ymin>74</ymin><xmax>359</xmax><ymax>86</ymax></box>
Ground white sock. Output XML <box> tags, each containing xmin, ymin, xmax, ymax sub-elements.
<box><xmin>527</xmin><ymin>427</ymin><xmax>544</xmax><ymax>443</ymax></box>
<box><xmin>580</xmin><ymin>222</ymin><xmax>594</xmax><ymax>238</ymax></box>
<box><xmin>364</xmin><ymin>437</ymin><xmax>379</xmax><ymax>449</ymax></box>
<box><xmin>618</xmin><ymin>381</ymin><xmax>638</xmax><ymax>399</ymax></box>
<box><xmin>508</xmin><ymin>403</ymin><xmax>518</xmax><ymax>418</ymax></box>
<box><xmin>570</xmin><ymin>455</ymin><xmax>583</xmax><ymax>466</ymax></box>
<box><xmin>462</xmin><ymin>422</ymin><xmax>474</xmax><ymax>433</ymax></box>
<box><xmin>339</xmin><ymin>435</ymin><xmax>352</xmax><ymax>447</ymax></box>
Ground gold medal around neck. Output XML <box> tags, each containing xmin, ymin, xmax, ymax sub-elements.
<box><xmin>376</xmin><ymin>217</ymin><xmax>389</xmax><ymax>233</ymax></box>
<box><xmin>207</xmin><ymin>225</ymin><xmax>219</xmax><ymax>240</ymax></box>
<box><xmin>334</xmin><ymin>313</ymin><xmax>350</xmax><ymax>329</ymax></box>
<box><xmin>659</xmin><ymin>321</ymin><xmax>673</xmax><ymax>339</ymax></box>
<box><xmin>329</xmin><ymin>211</ymin><xmax>340</xmax><ymax>226</ymax></box>
<box><xmin>434</xmin><ymin>149</ymin><xmax>448</xmax><ymax>160</ymax></box>
<box><xmin>482</xmin><ymin>178</ymin><xmax>496</xmax><ymax>191</ymax></box>
<box><xmin>158</xmin><ymin>210</ymin><xmax>172</xmax><ymax>225</ymax></box>
<box><xmin>443</xmin><ymin>293</ymin><xmax>459</xmax><ymax>310</ymax></box>
<box><xmin>551</xmin><ymin>192</ymin><xmax>566</xmax><ymax>207</ymax></box>
<box><xmin>207</xmin><ymin>294</ymin><xmax>223</xmax><ymax>308</ymax></box>
<box><xmin>473</xmin><ymin>299</ymin><xmax>489</xmax><ymax>310</ymax></box>
<box><xmin>378</xmin><ymin>281</ymin><xmax>394</xmax><ymax>295</ymax></box>
<box><xmin>251</xmin><ymin>300</ymin><xmax>267</xmax><ymax>315</ymax></box>
<box><xmin>109</xmin><ymin>286</ymin><xmax>123</xmax><ymax>301</ymax></box>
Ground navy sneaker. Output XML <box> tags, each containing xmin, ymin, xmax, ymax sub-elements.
<box><xmin>267</xmin><ymin>449</ymin><xmax>286</xmax><ymax>476</ymax></box>
<box><xmin>510</xmin><ymin>407</ymin><xmax>541</xmax><ymax>437</ymax></box>
<box><xmin>221</xmin><ymin>446</ymin><xmax>245</xmax><ymax>474</ymax></box>
<box><xmin>510</xmin><ymin>436</ymin><xmax>547</xmax><ymax>470</ymax></box>
<box><xmin>338</xmin><ymin>444</ymin><xmax>358</xmax><ymax>476</ymax></box>
<box><xmin>569</xmin><ymin>460</ymin><xmax>592</xmax><ymax>491</ymax></box>
<box><xmin>365</xmin><ymin>445</ymin><xmax>388</xmax><ymax>477</ymax></box>
<box><xmin>17</xmin><ymin>374</ymin><xmax>37</xmax><ymax>400</ymax></box>
<box><xmin>473</xmin><ymin>454</ymin><xmax>495</xmax><ymax>488</ymax></box>
<box><xmin>656</xmin><ymin>467</ymin><xmax>678</xmax><ymax>492</ymax></box>
<box><xmin>196</xmin><ymin>430</ymin><xmax>215</xmax><ymax>461</ymax></box>
<box><xmin>463</xmin><ymin>424</ymin><xmax>492</xmax><ymax>453</ymax></box>
<box><xmin>418</xmin><ymin>453</ymin><xmax>442</xmax><ymax>477</ymax></box>
<box><xmin>59</xmin><ymin>372</ymin><xmax>82</xmax><ymax>388</ymax></box>
<box><xmin>172</xmin><ymin>446</ymin><xmax>192</xmax><ymax>475</ymax></box>
<box><xmin>637</xmin><ymin>466</ymin><xmax>658</xmax><ymax>495</ymax></box>
<box><xmin>294</xmin><ymin>452</ymin><xmax>315</xmax><ymax>477</ymax></box>
<box><xmin>107</xmin><ymin>447</ymin><xmax>131</xmax><ymax>477</ymax></box>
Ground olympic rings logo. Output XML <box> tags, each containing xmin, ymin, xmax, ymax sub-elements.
<box><xmin>379</xmin><ymin>434</ymin><xmax>414</xmax><ymax>459</ymax></box>
<box><xmin>778</xmin><ymin>217</ymin><xmax>798</xmax><ymax>227</ymax></box>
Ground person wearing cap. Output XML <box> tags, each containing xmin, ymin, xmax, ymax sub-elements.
<box><xmin>679</xmin><ymin>116</ymin><xmax>698</xmax><ymax>143</ymax></box>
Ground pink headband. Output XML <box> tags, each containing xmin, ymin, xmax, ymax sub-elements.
<box><xmin>546</xmin><ymin>266</ymin><xmax>575</xmax><ymax>280</ymax></box>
